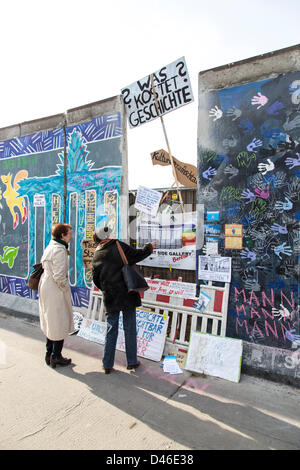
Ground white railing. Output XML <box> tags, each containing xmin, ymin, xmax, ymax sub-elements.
<box><xmin>86</xmin><ymin>281</ymin><xmax>230</xmax><ymax>351</ymax></box>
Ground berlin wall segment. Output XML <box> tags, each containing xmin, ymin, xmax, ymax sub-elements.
<box><xmin>197</xmin><ymin>45</ymin><xmax>300</xmax><ymax>382</ymax></box>
<box><xmin>0</xmin><ymin>96</ymin><xmax>127</xmax><ymax>310</ymax></box>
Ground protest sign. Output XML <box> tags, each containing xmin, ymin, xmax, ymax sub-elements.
<box><xmin>135</xmin><ymin>186</ymin><xmax>162</xmax><ymax>216</ymax></box>
<box><xmin>185</xmin><ymin>332</ymin><xmax>243</xmax><ymax>383</ymax></box>
<box><xmin>151</xmin><ymin>149</ymin><xmax>197</xmax><ymax>187</ymax></box>
<box><xmin>198</xmin><ymin>256</ymin><xmax>232</xmax><ymax>282</ymax></box>
<box><xmin>82</xmin><ymin>240</ymin><xmax>97</xmax><ymax>270</ymax></box>
<box><xmin>78</xmin><ymin>308</ymin><xmax>169</xmax><ymax>362</ymax></box>
<box><xmin>145</xmin><ymin>278</ymin><xmax>197</xmax><ymax>299</ymax></box>
<box><xmin>121</xmin><ymin>57</ymin><xmax>194</xmax><ymax>128</ymax></box>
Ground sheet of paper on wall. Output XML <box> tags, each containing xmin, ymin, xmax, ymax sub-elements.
<box><xmin>185</xmin><ymin>332</ymin><xmax>243</xmax><ymax>383</ymax></box>
<box><xmin>135</xmin><ymin>186</ymin><xmax>162</xmax><ymax>216</ymax></box>
<box><xmin>205</xmin><ymin>241</ymin><xmax>218</xmax><ymax>256</ymax></box>
<box><xmin>198</xmin><ymin>256</ymin><xmax>231</xmax><ymax>282</ymax></box>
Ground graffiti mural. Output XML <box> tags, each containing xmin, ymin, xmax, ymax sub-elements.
<box><xmin>0</xmin><ymin>112</ymin><xmax>123</xmax><ymax>308</ymax></box>
<box><xmin>198</xmin><ymin>71</ymin><xmax>300</xmax><ymax>350</ymax></box>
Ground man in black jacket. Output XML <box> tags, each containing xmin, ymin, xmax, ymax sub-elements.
<box><xmin>92</xmin><ymin>225</ymin><xmax>155</xmax><ymax>374</ymax></box>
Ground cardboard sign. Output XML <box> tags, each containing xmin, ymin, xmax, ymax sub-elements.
<box><xmin>82</xmin><ymin>240</ymin><xmax>97</xmax><ymax>270</ymax></box>
<box><xmin>121</xmin><ymin>57</ymin><xmax>194</xmax><ymax>128</ymax></box>
<box><xmin>78</xmin><ymin>308</ymin><xmax>169</xmax><ymax>362</ymax></box>
<box><xmin>185</xmin><ymin>332</ymin><xmax>243</xmax><ymax>383</ymax></box>
<box><xmin>151</xmin><ymin>149</ymin><xmax>197</xmax><ymax>187</ymax></box>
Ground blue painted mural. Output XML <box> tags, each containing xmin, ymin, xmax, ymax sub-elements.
<box><xmin>198</xmin><ymin>71</ymin><xmax>300</xmax><ymax>350</ymax></box>
<box><xmin>0</xmin><ymin>112</ymin><xmax>123</xmax><ymax>308</ymax></box>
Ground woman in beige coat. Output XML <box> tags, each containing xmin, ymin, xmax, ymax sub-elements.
<box><xmin>39</xmin><ymin>223</ymin><xmax>74</xmax><ymax>368</ymax></box>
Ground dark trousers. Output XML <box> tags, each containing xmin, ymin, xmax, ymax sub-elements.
<box><xmin>46</xmin><ymin>338</ymin><xmax>64</xmax><ymax>358</ymax></box>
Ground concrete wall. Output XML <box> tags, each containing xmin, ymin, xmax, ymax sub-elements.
<box><xmin>197</xmin><ymin>44</ymin><xmax>300</xmax><ymax>385</ymax></box>
<box><xmin>0</xmin><ymin>95</ymin><xmax>128</xmax><ymax>313</ymax></box>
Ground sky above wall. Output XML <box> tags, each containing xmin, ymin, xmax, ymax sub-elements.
<box><xmin>1</xmin><ymin>0</ymin><xmax>300</xmax><ymax>189</ymax></box>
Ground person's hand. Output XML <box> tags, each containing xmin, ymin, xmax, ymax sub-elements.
<box><xmin>150</xmin><ymin>241</ymin><xmax>157</xmax><ymax>249</ymax></box>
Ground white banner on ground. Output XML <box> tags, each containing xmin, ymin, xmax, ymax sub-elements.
<box><xmin>78</xmin><ymin>308</ymin><xmax>169</xmax><ymax>362</ymax></box>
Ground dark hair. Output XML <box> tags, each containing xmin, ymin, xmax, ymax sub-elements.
<box><xmin>93</xmin><ymin>232</ymin><xmax>100</xmax><ymax>244</ymax></box>
<box><xmin>52</xmin><ymin>223</ymin><xmax>72</xmax><ymax>239</ymax></box>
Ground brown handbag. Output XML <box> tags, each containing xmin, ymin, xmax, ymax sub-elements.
<box><xmin>28</xmin><ymin>263</ymin><xmax>44</xmax><ymax>291</ymax></box>
<box><xmin>116</xmin><ymin>241</ymin><xmax>149</xmax><ymax>293</ymax></box>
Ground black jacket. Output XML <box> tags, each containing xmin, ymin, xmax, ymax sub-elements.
<box><xmin>92</xmin><ymin>239</ymin><xmax>153</xmax><ymax>314</ymax></box>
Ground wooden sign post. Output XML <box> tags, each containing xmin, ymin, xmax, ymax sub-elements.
<box><xmin>150</xmin><ymin>74</ymin><xmax>185</xmax><ymax>213</ymax></box>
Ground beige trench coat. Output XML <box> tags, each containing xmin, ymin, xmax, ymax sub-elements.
<box><xmin>38</xmin><ymin>240</ymin><xmax>74</xmax><ymax>341</ymax></box>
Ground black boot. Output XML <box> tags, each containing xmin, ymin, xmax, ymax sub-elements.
<box><xmin>45</xmin><ymin>338</ymin><xmax>53</xmax><ymax>366</ymax></box>
<box><xmin>50</xmin><ymin>340</ymin><xmax>71</xmax><ymax>369</ymax></box>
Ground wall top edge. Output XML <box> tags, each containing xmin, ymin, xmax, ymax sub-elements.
<box><xmin>0</xmin><ymin>95</ymin><xmax>122</xmax><ymax>140</ymax></box>
<box><xmin>198</xmin><ymin>43</ymin><xmax>300</xmax><ymax>76</ymax></box>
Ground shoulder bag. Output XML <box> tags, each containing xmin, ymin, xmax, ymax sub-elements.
<box><xmin>116</xmin><ymin>241</ymin><xmax>149</xmax><ymax>293</ymax></box>
<box><xmin>28</xmin><ymin>263</ymin><xmax>44</xmax><ymax>291</ymax></box>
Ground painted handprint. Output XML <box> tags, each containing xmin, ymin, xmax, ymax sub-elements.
<box><xmin>285</xmin><ymin>152</ymin><xmax>300</xmax><ymax>169</ymax></box>
<box><xmin>258</xmin><ymin>158</ymin><xmax>275</xmax><ymax>176</ymax></box>
<box><xmin>241</xmin><ymin>248</ymin><xmax>257</xmax><ymax>264</ymax></box>
<box><xmin>254</xmin><ymin>185</ymin><xmax>270</xmax><ymax>199</ymax></box>
<box><xmin>283</xmin><ymin>113</ymin><xmax>300</xmax><ymax>131</ymax></box>
<box><xmin>274</xmin><ymin>242</ymin><xmax>292</xmax><ymax>259</ymax></box>
<box><xmin>241</xmin><ymin>189</ymin><xmax>256</xmax><ymax>204</ymax></box>
<box><xmin>226</xmin><ymin>107</ymin><xmax>242</xmax><ymax>121</ymax></box>
<box><xmin>224</xmin><ymin>164</ymin><xmax>239</xmax><ymax>179</ymax></box>
<box><xmin>272</xmin><ymin>304</ymin><xmax>292</xmax><ymax>321</ymax></box>
<box><xmin>285</xmin><ymin>329</ymin><xmax>300</xmax><ymax>346</ymax></box>
<box><xmin>202</xmin><ymin>166</ymin><xmax>217</xmax><ymax>181</ymax></box>
<box><xmin>251</xmin><ymin>92</ymin><xmax>268</xmax><ymax>109</ymax></box>
<box><xmin>267</xmin><ymin>100</ymin><xmax>285</xmax><ymax>115</ymax></box>
<box><xmin>209</xmin><ymin>106</ymin><xmax>223</xmax><ymax>121</ymax></box>
<box><xmin>238</xmin><ymin>118</ymin><xmax>254</xmax><ymax>134</ymax></box>
<box><xmin>247</xmin><ymin>138</ymin><xmax>263</xmax><ymax>153</ymax></box>
<box><xmin>274</xmin><ymin>197</ymin><xmax>293</xmax><ymax>212</ymax></box>
<box><xmin>289</xmin><ymin>80</ymin><xmax>300</xmax><ymax>105</ymax></box>
<box><xmin>271</xmin><ymin>223</ymin><xmax>288</xmax><ymax>235</ymax></box>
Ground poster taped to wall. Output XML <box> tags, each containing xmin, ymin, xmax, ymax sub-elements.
<box><xmin>137</xmin><ymin>211</ymin><xmax>196</xmax><ymax>270</ymax></box>
<box><xmin>198</xmin><ymin>256</ymin><xmax>231</xmax><ymax>282</ymax></box>
<box><xmin>78</xmin><ymin>308</ymin><xmax>169</xmax><ymax>362</ymax></box>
